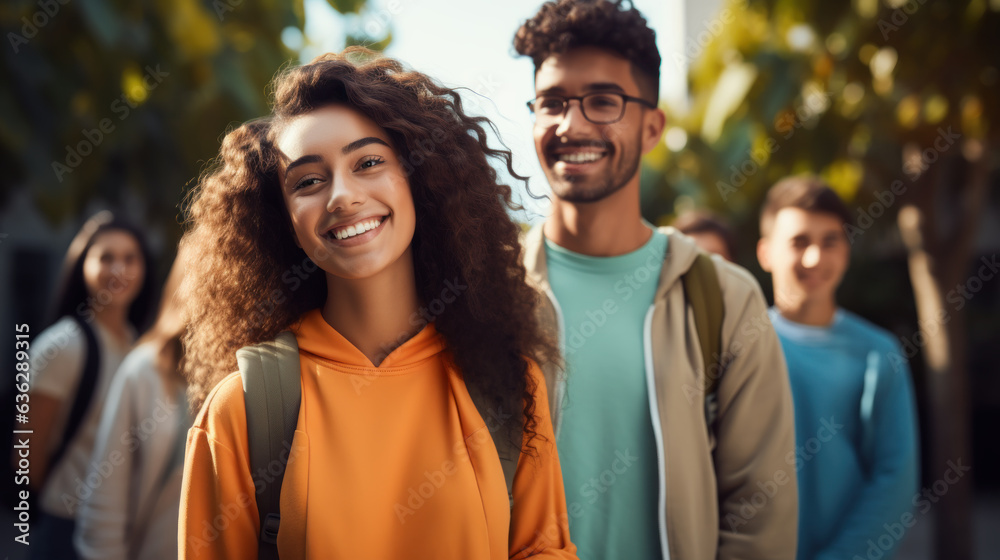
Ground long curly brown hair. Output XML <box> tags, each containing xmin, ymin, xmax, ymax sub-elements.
<box><xmin>180</xmin><ymin>47</ymin><xmax>555</xmax><ymax>453</ymax></box>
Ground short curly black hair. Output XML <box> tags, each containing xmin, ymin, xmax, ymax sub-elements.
<box><xmin>514</xmin><ymin>0</ymin><xmax>660</xmax><ymax>101</ymax></box>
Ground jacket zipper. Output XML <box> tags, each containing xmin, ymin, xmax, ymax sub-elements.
<box><xmin>643</xmin><ymin>305</ymin><xmax>670</xmax><ymax>559</ymax></box>
<box><xmin>543</xmin><ymin>287</ymin><xmax>567</xmax><ymax>440</ymax></box>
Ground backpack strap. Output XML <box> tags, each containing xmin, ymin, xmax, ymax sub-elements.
<box><xmin>49</xmin><ymin>315</ymin><xmax>101</xmax><ymax>478</ymax></box>
<box><xmin>237</xmin><ymin>331</ymin><xmax>300</xmax><ymax>560</ymax></box>
<box><xmin>680</xmin><ymin>252</ymin><xmax>725</xmax><ymax>430</ymax></box>
<box><xmin>467</xmin><ymin>383</ymin><xmax>521</xmax><ymax>511</ymax></box>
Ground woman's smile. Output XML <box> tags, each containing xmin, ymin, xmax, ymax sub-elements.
<box><xmin>323</xmin><ymin>214</ymin><xmax>390</xmax><ymax>247</ymax></box>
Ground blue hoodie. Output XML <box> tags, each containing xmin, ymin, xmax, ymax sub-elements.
<box><xmin>769</xmin><ymin>308</ymin><xmax>919</xmax><ymax>560</ymax></box>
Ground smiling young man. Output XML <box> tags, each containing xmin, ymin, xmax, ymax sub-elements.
<box><xmin>757</xmin><ymin>176</ymin><xmax>919</xmax><ymax>560</ymax></box>
<box><xmin>514</xmin><ymin>1</ymin><xmax>798</xmax><ymax>558</ymax></box>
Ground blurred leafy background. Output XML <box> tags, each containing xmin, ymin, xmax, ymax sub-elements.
<box><xmin>0</xmin><ymin>0</ymin><xmax>388</xmax><ymax>241</ymax></box>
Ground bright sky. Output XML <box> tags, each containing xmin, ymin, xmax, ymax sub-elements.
<box><xmin>294</xmin><ymin>0</ymin><xmax>699</xmax><ymax>223</ymax></box>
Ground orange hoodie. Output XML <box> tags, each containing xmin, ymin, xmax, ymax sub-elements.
<box><xmin>179</xmin><ymin>308</ymin><xmax>576</xmax><ymax>559</ymax></box>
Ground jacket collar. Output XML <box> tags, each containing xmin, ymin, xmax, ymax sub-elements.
<box><xmin>522</xmin><ymin>223</ymin><xmax>551</xmax><ymax>294</ymax></box>
<box><xmin>523</xmin><ymin>222</ymin><xmax>701</xmax><ymax>302</ymax></box>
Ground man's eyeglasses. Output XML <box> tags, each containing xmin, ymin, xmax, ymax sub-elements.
<box><xmin>526</xmin><ymin>92</ymin><xmax>656</xmax><ymax>125</ymax></box>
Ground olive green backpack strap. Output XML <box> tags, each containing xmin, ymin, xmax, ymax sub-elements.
<box><xmin>237</xmin><ymin>331</ymin><xmax>301</xmax><ymax>560</ymax></box>
<box><xmin>681</xmin><ymin>252</ymin><xmax>725</xmax><ymax>430</ymax></box>
<box><xmin>467</xmin><ymin>384</ymin><xmax>521</xmax><ymax>512</ymax></box>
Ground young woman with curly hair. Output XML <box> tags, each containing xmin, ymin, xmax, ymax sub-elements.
<box><xmin>177</xmin><ymin>47</ymin><xmax>576</xmax><ymax>559</ymax></box>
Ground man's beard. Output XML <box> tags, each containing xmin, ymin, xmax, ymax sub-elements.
<box><xmin>546</xmin><ymin>138</ymin><xmax>641</xmax><ymax>204</ymax></box>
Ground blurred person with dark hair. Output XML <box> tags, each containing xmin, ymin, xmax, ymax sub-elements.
<box><xmin>15</xmin><ymin>210</ymin><xmax>155</xmax><ymax>560</ymax></box>
<box><xmin>757</xmin><ymin>175</ymin><xmax>919</xmax><ymax>560</ymax></box>
<box><xmin>515</xmin><ymin>1</ymin><xmax>798</xmax><ymax>558</ymax></box>
<box><xmin>74</xmin><ymin>244</ymin><xmax>192</xmax><ymax>560</ymax></box>
<box><xmin>177</xmin><ymin>47</ymin><xmax>575</xmax><ymax>558</ymax></box>
<box><xmin>673</xmin><ymin>210</ymin><xmax>737</xmax><ymax>262</ymax></box>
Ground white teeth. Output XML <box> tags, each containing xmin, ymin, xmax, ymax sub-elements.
<box><xmin>331</xmin><ymin>217</ymin><xmax>383</xmax><ymax>240</ymax></box>
<box><xmin>557</xmin><ymin>152</ymin><xmax>604</xmax><ymax>163</ymax></box>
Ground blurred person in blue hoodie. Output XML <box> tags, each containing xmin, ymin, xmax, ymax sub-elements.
<box><xmin>756</xmin><ymin>175</ymin><xmax>920</xmax><ymax>560</ymax></box>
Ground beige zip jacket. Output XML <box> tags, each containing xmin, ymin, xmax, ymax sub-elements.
<box><xmin>523</xmin><ymin>224</ymin><xmax>798</xmax><ymax>560</ymax></box>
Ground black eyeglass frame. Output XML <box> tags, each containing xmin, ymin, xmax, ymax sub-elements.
<box><xmin>526</xmin><ymin>92</ymin><xmax>657</xmax><ymax>124</ymax></box>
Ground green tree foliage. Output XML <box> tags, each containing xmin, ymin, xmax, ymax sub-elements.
<box><xmin>644</xmin><ymin>0</ymin><xmax>998</xmax><ymax>240</ymax></box>
<box><xmin>0</xmin><ymin>0</ymin><xmax>379</xmax><ymax>230</ymax></box>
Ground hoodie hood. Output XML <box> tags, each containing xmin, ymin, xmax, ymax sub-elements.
<box><xmin>522</xmin><ymin>223</ymin><xmax>701</xmax><ymax>303</ymax></box>
<box><xmin>291</xmin><ymin>308</ymin><xmax>447</xmax><ymax>370</ymax></box>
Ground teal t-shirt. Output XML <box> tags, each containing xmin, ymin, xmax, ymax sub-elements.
<box><xmin>544</xmin><ymin>230</ymin><xmax>667</xmax><ymax>560</ymax></box>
